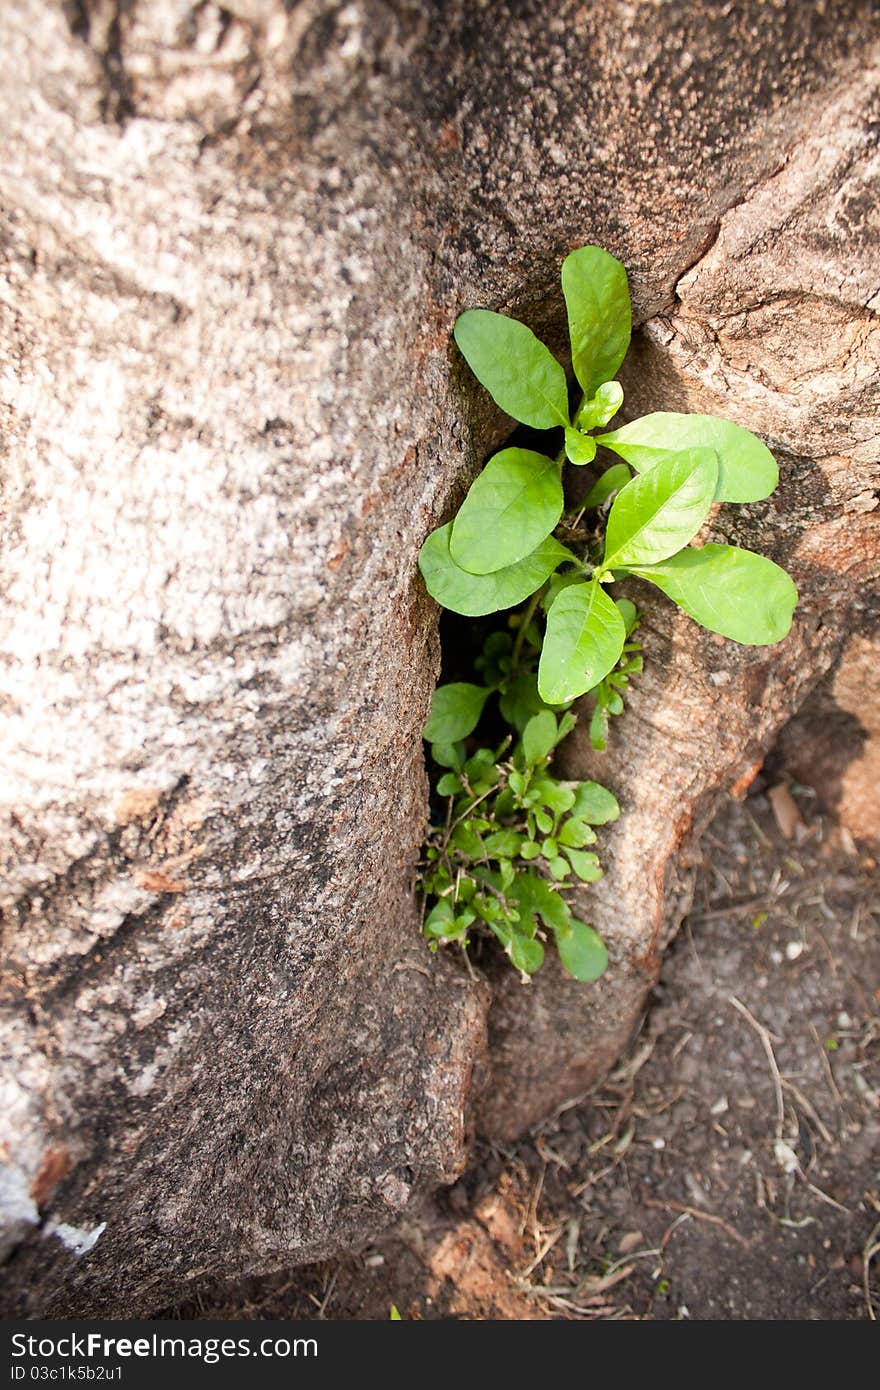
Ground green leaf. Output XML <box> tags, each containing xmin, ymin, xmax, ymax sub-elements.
<box><xmin>509</xmin><ymin>935</ymin><xmax>545</xmax><ymax>974</ymax></box>
<box><xmin>508</xmin><ymin>770</ymin><xmax>527</xmax><ymax>798</ymax></box>
<box><xmin>509</xmin><ymin>872</ymin><xmax>570</xmax><ymax>932</ymax></box>
<box><xmin>614</xmin><ymin>597</ymin><xmax>639</xmax><ymax>635</ymax></box>
<box><xmin>557</xmin><ymin>818</ymin><xmax>596</xmax><ymax>848</ymax></box>
<box><xmin>430</xmin><ymin>740</ymin><xmax>464</xmax><ymax>771</ymax></box>
<box><xmin>542</xmin><ymin>569</ymin><xmax>585</xmax><ymax>613</ymax></box>
<box><xmin>483</xmin><ymin>829</ymin><xmax>523</xmax><ymax>858</ymax></box>
<box><xmin>564</xmin><ymin>428</ymin><xmax>597</xmax><ymax>467</ymax></box>
<box><xmin>425</xmin><ymin>899</ymin><xmax>458</xmax><ymax>939</ymax></box>
<box><xmin>563</xmin><ymin>848</ymin><xmax>603</xmax><ymax>882</ymax></box>
<box><xmin>436</xmin><ymin>772</ymin><xmax>460</xmax><ymax>796</ymax></box>
<box><xmin>589</xmin><ymin>703</ymin><xmax>608</xmax><ymax>751</ymax></box>
<box><xmin>534</xmin><ymin>808</ymin><xmax>553</xmax><ymax>835</ymax></box>
<box><xmin>450</xmin><ymin>822</ymin><xmax>483</xmax><ymax>857</ymax></box>
<box><xmin>541</xmin><ymin>837</ymin><xmax>558</xmax><ymax>858</ymax></box>
<box><xmin>601</xmin><ymin>447</ymin><xmax>718</xmax><ymax>570</ymax></box>
<box><xmin>557</xmin><ymin>711</ymin><xmax>577</xmax><ymax>742</ymax></box>
<box><xmin>598</xmin><ymin>413</ymin><xmax>778</xmax><ymax>503</ymax></box>
<box><xmin>631</xmin><ymin>544</ymin><xmax>798</xmax><ymax>645</ymax></box>
<box><xmin>450</xmin><ymin>448</ymin><xmax>564</xmax><ymax>575</ymax></box>
<box><xmin>520</xmin><ymin>840</ymin><xmax>541</xmax><ymax>860</ymax></box>
<box><xmin>555</xmin><ymin>918</ymin><xmax>608</xmax><ymax>981</ymax></box>
<box><xmin>498</xmin><ymin>672</ymin><xmax>547</xmax><ymax>734</ymax></box>
<box><xmin>464</xmin><ymin>747</ymin><xmax>498</xmax><ymax>780</ymax></box>
<box><xmin>531</xmin><ymin>778</ymin><xmax>576</xmax><ymax>815</ymax></box>
<box><xmin>577</xmin><ymin>380</ymin><xmax>624</xmax><ymax>431</ymax></box>
<box><xmin>538</xmin><ymin>579</ymin><xmax>626</xmax><ymax>704</ymax></box>
<box><xmin>522</xmin><ymin>710</ymin><xmax>558</xmax><ymax>766</ymax></box>
<box><xmin>561</xmin><ymin>246</ymin><xmax>631</xmax><ymax>397</ymax></box>
<box><xmin>570</xmin><ymin>782</ymin><xmax>620</xmax><ymax>824</ymax></box>
<box><xmin>548</xmin><ymin>856</ymin><xmax>571</xmax><ymax>880</ymax></box>
<box><xmin>424</xmin><ymin>682</ymin><xmax>490</xmax><ymax>743</ymax></box>
<box><xmin>583</xmin><ymin>463</ymin><xmax>631</xmax><ymax>510</ymax></box>
<box><xmin>419</xmin><ymin>524</ymin><xmax>573</xmax><ymax>617</ymax></box>
<box><xmin>454</xmin><ymin>309</ymin><xmax>569</xmax><ymax>428</ymax></box>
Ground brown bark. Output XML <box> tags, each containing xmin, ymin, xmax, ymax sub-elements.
<box><xmin>0</xmin><ymin>0</ymin><xmax>877</xmax><ymax>1313</ymax></box>
<box><xmin>773</xmin><ymin>630</ymin><xmax>880</xmax><ymax>845</ymax></box>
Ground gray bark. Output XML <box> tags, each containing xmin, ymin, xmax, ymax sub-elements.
<box><xmin>1</xmin><ymin>0</ymin><xmax>877</xmax><ymax>1313</ymax></box>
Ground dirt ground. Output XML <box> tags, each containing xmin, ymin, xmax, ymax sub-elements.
<box><xmin>168</xmin><ymin>784</ymin><xmax>879</xmax><ymax>1321</ymax></box>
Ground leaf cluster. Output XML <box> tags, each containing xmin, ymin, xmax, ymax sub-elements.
<box><xmin>422</xmin><ymin>656</ymin><xmax>616</xmax><ymax>982</ymax></box>
<box><xmin>417</xmin><ymin>244</ymin><xmax>799</xmax><ymax>984</ymax></box>
<box><xmin>419</xmin><ymin>246</ymin><xmax>798</xmax><ymax>708</ymax></box>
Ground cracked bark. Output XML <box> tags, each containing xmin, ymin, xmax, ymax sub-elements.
<box><xmin>1</xmin><ymin>0</ymin><xmax>877</xmax><ymax>1314</ymax></box>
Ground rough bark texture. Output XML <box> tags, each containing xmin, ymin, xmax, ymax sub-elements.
<box><xmin>0</xmin><ymin>0</ymin><xmax>877</xmax><ymax>1314</ymax></box>
<box><xmin>773</xmin><ymin>629</ymin><xmax>880</xmax><ymax>845</ymax></box>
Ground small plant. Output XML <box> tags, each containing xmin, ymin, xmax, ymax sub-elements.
<box><xmin>418</xmin><ymin>245</ymin><xmax>797</xmax><ymax>981</ymax></box>
<box><xmin>421</xmin><ymin>626</ymin><xmax>618</xmax><ymax>980</ymax></box>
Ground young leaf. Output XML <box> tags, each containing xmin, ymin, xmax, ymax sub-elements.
<box><xmin>510</xmin><ymin>934</ymin><xmax>545</xmax><ymax>975</ymax></box>
<box><xmin>531</xmin><ymin>778</ymin><xmax>576</xmax><ymax>814</ymax></box>
<box><xmin>597</xmin><ymin>413</ymin><xmax>778</xmax><ymax>503</ymax></box>
<box><xmin>561</xmin><ymin>246</ymin><xmax>631</xmax><ymax>397</ymax></box>
<box><xmin>614</xmin><ymin>597</ymin><xmax>639</xmax><ymax>635</ymax></box>
<box><xmin>583</xmin><ymin>463</ymin><xmax>631</xmax><ymax>510</ymax></box>
<box><xmin>538</xmin><ymin>579</ymin><xmax>626</xmax><ymax>704</ymax></box>
<box><xmin>555</xmin><ymin>919</ymin><xmax>608</xmax><ymax>982</ymax></box>
<box><xmin>576</xmin><ymin>380</ymin><xmax>624</xmax><ymax>431</ymax></box>
<box><xmin>508</xmin><ymin>934</ymin><xmax>542</xmax><ymax>978</ymax></box>
<box><xmin>454</xmin><ymin>309</ymin><xmax>569</xmax><ymax>428</ymax></box>
<box><xmin>570</xmin><ymin>781</ymin><xmax>620</xmax><ymax>824</ymax></box>
<box><xmin>424</xmin><ymin>682</ymin><xmax>490</xmax><ymax>743</ymax></box>
<box><xmin>483</xmin><ymin>829</ymin><xmax>523</xmax><ymax>858</ymax></box>
<box><xmin>557</xmin><ymin>818</ymin><xmax>596</xmax><ymax>848</ymax></box>
<box><xmin>498</xmin><ymin>672</ymin><xmax>547</xmax><ymax>734</ymax></box>
<box><xmin>430</xmin><ymin>740</ymin><xmax>464</xmax><ymax>771</ymax></box>
<box><xmin>450</xmin><ymin>448</ymin><xmax>564</xmax><ymax>575</ymax></box>
<box><xmin>451</xmin><ymin>823</ymin><xmax>484</xmax><ymax>859</ymax></box>
<box><xmin>563</xmin><ymin>848</ymin><xmax>603</xmax><ymax>882</ymax></box>
<box><xmin>601</xmin><ymin>447</ymin><xmax>718</xmax><ymax>570</ymax></box>
<box><xmin>509</xmin><ymin>872</ymin><xmax>570</xmax><ymax>932</ymax></box>
<box><xmin>589</xmin><ymin>703</ymin><xmax>609</xmax><ymax>752</ymax></box>
<box><xmin>548</xmin><ymin>856</ymin><xmax>572</xmax><ymax>880</ymax></box>
<box><xmin>631</xmin><ymin>544</ymin><xmax>798</xmax><ymax>645</ymax></box>
<box><xmin>564</xmin><ymin>428</ymin><xmax>597</xmax><ymax>467</ymax></box>
<box><xmin>425</xmin><ymin>899</ymin><xmax>458</xmax><ymax>939</ymax></box>
<box><xmin>419</xmin><ymin>524</ymin><xmax>573</xmax><ymax>617</ymax></box>
<box><xmin>521</xmin><ymin>710</ymin><xmax>558</xmax><ymax>766</ymax></box>
<box><xmin>542</xmin><ymin>569</ymin><xmax>585</xmax><ymax>613</ymax></box>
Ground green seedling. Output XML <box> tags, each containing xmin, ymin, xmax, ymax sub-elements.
<box><xmin>418</xmin><ymin>245</ymin><xmax>797</xmax><ymax>981</ymax></box>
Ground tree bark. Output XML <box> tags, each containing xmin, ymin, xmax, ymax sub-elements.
<box><xmin>1</xmin><ymin>0</ymin><xmax>877</xmax><ymax>1313</ymax></box>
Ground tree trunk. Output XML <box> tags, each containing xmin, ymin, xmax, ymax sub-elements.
<box><xmin>1</xmin><ymin>0</ymin><xmax>877</xmax><ymax>1314</ymax></box>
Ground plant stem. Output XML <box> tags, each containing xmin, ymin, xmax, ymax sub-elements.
<box><xmin>512</xmin><ymin>587</ymin><xmax>544</xmax><ymax>670</ymax></box>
